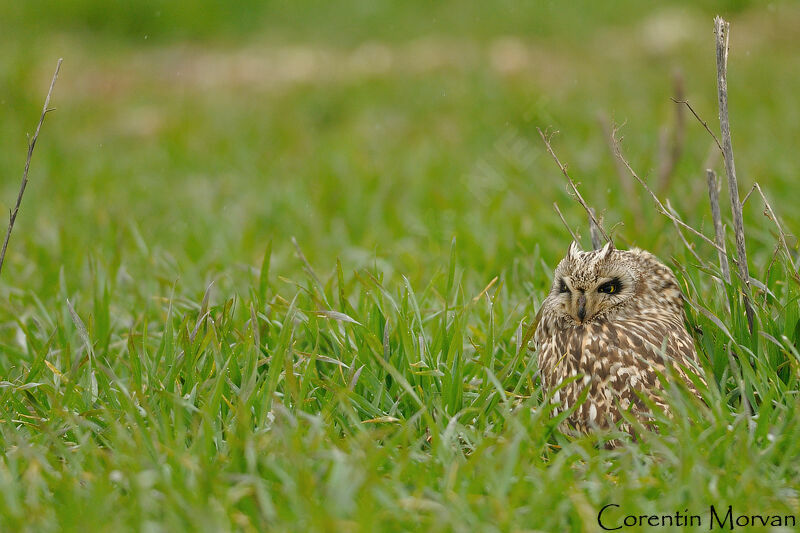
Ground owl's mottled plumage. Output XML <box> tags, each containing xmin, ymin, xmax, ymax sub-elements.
<box><xmin>534</xmin><ymin>241</ymin><xmax>703</xmax><ymax>434</ymax></box>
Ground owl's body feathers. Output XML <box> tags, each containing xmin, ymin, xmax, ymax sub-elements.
<box><xmin>534</xmin><ymin>242</ymin><xmax>702</xmax><ymax>434</ymax></box>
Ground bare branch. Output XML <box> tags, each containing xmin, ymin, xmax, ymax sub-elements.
<box><xmin>597</xmin><ymin>113</ymin><xmax>644</xmax><ymax>226</ymax></box>
<box><xmin>552</xmin><ymin>202</ymin><xmax>580</xmax><ymax>244</ymax></box>
<box><xmin>741</xmin><ymin>183</ymin><xmax>756</xmax><ymax>206</ymax></box>
<box><xmin>746</xmin><ymin>182</ymin><xmax>798</xmax><ymax>281</ymax></box>
<box><xmin>715</xmin><ymin>16</ymin><xmax>754</xmax><ymax>333</ymax></box>
<box><xmin>611</xmin><ymin>127</ymin><xmax>730</xmax><ymax>258</ymax></box>
<box><xmin>665</xmin><ymin>199</ymin><xmax>707</xmax><ymax>267</ymax></box>
<box><xmin>0</xmin><ymin>58</ymin><xmax>63</xmax><ymax>278</ymax></box>
<box><xmin>671</xmin><ymin>98</ymin><xmax>723</xmax><ymax>152</ymax></box>
<box><xmin>765</xmin><ymin>242</ymin><xmax>782</xmax><ymax>285</ymax></box>
<box><xmin>588</xmin><ymin>207</ymin><xmax>603</xmax><ymax>250</ymax></box>
<box><xmin>706</xmin><ymin>169</ymin><xmax>731</xmax><ymax>283</ymax></box>
<box><xmin>537</xmin><ymin>127</ymin><xmax>612</xmax><ymax>245</ymax></box>
<box><xmin>597</xmin><ymin>113</ymin><xmax>631</xmax><ymax>191</ymax></box>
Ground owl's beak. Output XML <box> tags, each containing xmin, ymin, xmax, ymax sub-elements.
<box><xmin>576</xmin><ymin>293</ymin><xmax>586</xmax><ymax>322</ymax></box>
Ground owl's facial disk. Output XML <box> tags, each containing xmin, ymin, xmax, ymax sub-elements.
<box><xmin>556</xmin><ymin>275</ymin><xmax>629</xmax><ymax>324</ymax></box>
<box><xmin>552</xmin><ymin>241</ymin><xmax>636</xmax><ymax>324</ymax></box>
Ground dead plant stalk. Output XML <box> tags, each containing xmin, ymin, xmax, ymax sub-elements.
<box><xmin>714</xmin><ymin>16</ymin><xmax>755</xmax><ymax>333</ymax></box>
<box><xmin>0</xmin><ymin>59</ymin><xmax>63</xmax><ymax>278</ymax></box>
<box><xmin>537</xmin><ymin>127</ymin><xmax>611</xmax><ymax>247</ymax></box>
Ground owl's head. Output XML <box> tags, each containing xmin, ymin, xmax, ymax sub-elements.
<box><xmin>548</xmin><ymin>241</ymin><xmax>640</xmax><ymax>325</ymax></box>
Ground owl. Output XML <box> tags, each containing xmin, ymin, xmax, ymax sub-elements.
<box><xmin>534</xmin><ymin>241</ymin><xmax>703</xmax><ymax>435</ymax></box>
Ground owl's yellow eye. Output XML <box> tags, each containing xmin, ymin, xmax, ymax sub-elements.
<box><xmin>598</xmin><ymin>280</ymin><xmax>621</xmax><ymax>294</ymax></box>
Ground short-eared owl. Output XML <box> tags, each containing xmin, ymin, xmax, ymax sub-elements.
<box><xmin>534</xmin><ymin>241</ymin><xmax>703</xmax><ymax>434</ymax></box>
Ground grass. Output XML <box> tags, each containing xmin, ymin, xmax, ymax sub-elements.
<box><xmin>1</xmin><ymin>1</ymin><xmax>800</xmax><ymax>531</ymax></box>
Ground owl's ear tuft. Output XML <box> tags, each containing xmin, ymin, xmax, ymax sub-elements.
<box><xmin>567</xmin><ymin>241</ymin><xmax>582</xmax><ymax>261</ymax></box>
<box><xmin>600</xmin><ymin>240</ymin><xmax>614</xmax><ymax>259</ymax></box>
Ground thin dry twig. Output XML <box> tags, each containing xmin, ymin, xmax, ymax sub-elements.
<box><xmin>657</xmin><ymin>69</ymin><xmax>687</xmax><ymax>192</ymax></box>
<box><xmin>611</xmin><ymin>127</ymin><xmax>730</xmax><ymax>258</ymax></box>
<box><xmin>665</xmin><ymin>199</ymin><xmax>707</xmax><ymax>267</ymax></box>
<box><xmin>765</xmin><ymin>242</ymin><xmax>783</xmax><ymax>285</ymax></box>
<box><xmin>714</xmin><ymin>16</ymin><xmax>754</xmax><ymax>333</ymax></box>
<box><xmin>552</xmin><ymin>202</ymin><xmax>580</xmax><ymax>244</ymax></box>
<box><xmin>597</xmin><ymin>113</ymin><xmax>644</xmax><ymax>227</ymax></box>
<box><xmin>0</xmin><ymin>58</ymin><xmax>63</xmax><ymax>278</ymax></box>
<box><xmin>597</xmin><ymin>114</ymin><xmax>632</xmax><ymax>192</ymax></box>
<box><xmin>741</xmin><ymin>183</ymin><xmax>755</xmax><ymax>206</ymax></box>
<box><xmin>537</xmin><ymin>127</ymin><xmax>612</xmax><ymax>245</ymax></box>
<box><xmin>671</xmin><ymin>98</ymin><xmax>723</xmax><ymax>152</ymax></box>
<box><xmin>588</xmin><ymin>207</ymin><xmax>603</xmax><ymax>250</ymax></box>
<box><xmin>742</xmin><ymin>182</ymin><xmax>798</xmax><ymax>281</ymax></box>
<box><xmin>706</xmin><ymin>169</ymin><xmax>731</xmax><ymax>283</ymax></box>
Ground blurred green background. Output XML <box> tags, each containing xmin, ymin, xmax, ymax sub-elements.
<box><xmin>0</xmin><ymin>0</ymin><xmax>797</xmax><ymax>299</ymax></box>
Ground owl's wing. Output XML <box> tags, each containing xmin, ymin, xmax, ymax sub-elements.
<box><xmin>589</xmin><ymin>315</ymin><xmax>703</xmax><ymax>420</ymax></box>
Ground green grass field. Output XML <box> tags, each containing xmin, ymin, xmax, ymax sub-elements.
<box><xmin>1</xmin><ymin>1</ymin><xmax>799</xmax><ymax>531</ymax></box>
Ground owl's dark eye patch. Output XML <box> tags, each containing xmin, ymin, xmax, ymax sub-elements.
<box><xmin>597</xmin><ymin>279</ymin><xmax>622</xmax><ymax>295</ymax></box>
<box><xmin>558</xmin><ymin>279</ymin><xmax>570</xmax><ymax>293</ymax></box>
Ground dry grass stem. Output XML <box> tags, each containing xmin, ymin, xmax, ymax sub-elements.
<box><xmin>742</xmin><ymin>183</ymin><xmax>798</xmax><ymax>281</ymax></box>
<box><xmin>0</xmin><ymin>58</ymin><xmax>63</xmax><ymax>278</ymax></box>
<box><xmin>537</xmin><ymin>127</ymin><xmax>612</xmax><ymax>245</ymax></box>
<box><xmin>665</xmin><ymin>199</ymin><xmax>707</xmax><ymax>267</ymax></box>
<box><xmin>765</xmin><ymin>242</ymin><xmax>783</xmax><ymax>285</ymax></box>
<box><xmin>552</xmin><ymin>202</ymin><xmax>580</xmax><ymax>244</ymax></box>
<box><xmin>671</xmin><ymin>98</ymin><xmax>723</xmax><ymax>152</ymax></box>
<box><xmin>706</xmin><ymin>169</ymin><xmax>731</xmax><ymax>283</ymax></box>
<box><xmin>611</xmin><ymin>127</ymin><xmax>730</xmax><ymax>259</ymax></box>
<box><xmin>598</xmin><ymin>113</ymin><xmax>644</xmax><ymax>226</ymax></box>
<box><xmin>588</xmin><ymin>207</ymin><xmax>603</xmax><ymax>250</ymax></box>
<box><xmin>714</xmin><ymin>16</ymin><xmax>754</xmax><ymax>333</ymax></box>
